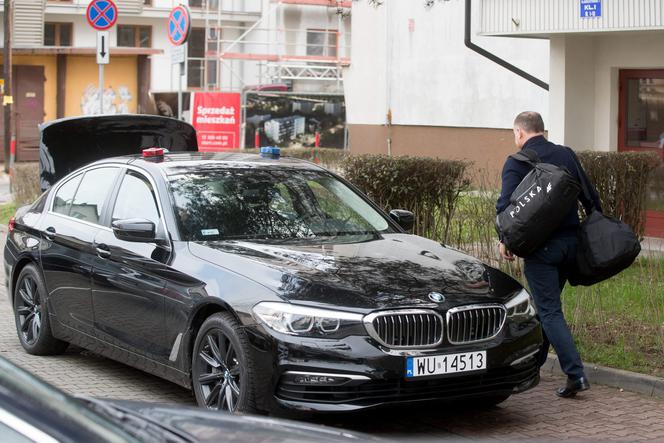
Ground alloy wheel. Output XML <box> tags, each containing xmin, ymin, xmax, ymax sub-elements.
<box><xmin>16</xmin><ymin>276</ymin><xmax>42</xmax><ymax>346</ymax></box>
<box><xmin>196</xmin><ymin>330</ymin><xmax>242</xmax><ymax>412</ymax></box>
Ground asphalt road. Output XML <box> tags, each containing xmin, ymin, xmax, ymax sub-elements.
<box><xmin>1</xmin><ymin>234</ymin><xmax>663</xmax><ymax>442</ymax></box>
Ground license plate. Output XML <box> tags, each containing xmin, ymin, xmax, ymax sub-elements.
<box><xmin>406</xmin><ymin>351</ymin><xmax>487</xmax><ymax>378</ymax></box>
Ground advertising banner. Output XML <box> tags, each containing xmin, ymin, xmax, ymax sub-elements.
<box><xmin>246</xmin><ymin>93</ymin><xmax>346</xmax><ymax>149</ymax></box>
<box><xmin>191</xmin><ymin>92</ymin><xmax>241</xmax><ymax>151</ymax></box>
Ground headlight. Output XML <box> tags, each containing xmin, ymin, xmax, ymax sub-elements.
<box><xmin>505</xmin><ymin>288</ymin><xmax>536</xmax><ymax>321</ymax></box>
<box><xmin>252</xmin><ymin>302</ymin><xmax>364</xmax><ymax>337</ymax></box>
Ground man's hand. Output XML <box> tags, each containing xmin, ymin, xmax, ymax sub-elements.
<box><xmin>499</xmin><ymin>243</ymin><xmax>515</xmax><ymax>261</ymax></box>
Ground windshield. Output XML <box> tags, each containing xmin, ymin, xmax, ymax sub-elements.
<box><xmin>168</xmin><ymin>168</ymin><xmax>394</xmax><ymax>242</ymax></box>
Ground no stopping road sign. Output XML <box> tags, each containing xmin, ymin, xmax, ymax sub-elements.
<box><xmin>87</xmin><ymin>0</ymin><xmax>118</xmax><ymax>31</ymax></box>
<box><xmin>168</xmin><ymin>5</ymin><xmax>191</xmax><ymax>46</ymax></box>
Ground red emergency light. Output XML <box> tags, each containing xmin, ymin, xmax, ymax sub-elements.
<box><xmin>142</xmin><ymin>147</ymin><xmax>165</xmax><ymax>158</ymax></box>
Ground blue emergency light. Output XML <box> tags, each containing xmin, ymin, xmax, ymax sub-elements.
<box><xmin>260</xmin><ymin>146</ymin><xmax>281</xmax><ymax>159</ymax></box>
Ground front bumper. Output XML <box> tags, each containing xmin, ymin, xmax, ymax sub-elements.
<box><xmin>246</xmin><ymin>318</ymin><xmax>542</xmax><ymax>413</ymax></box>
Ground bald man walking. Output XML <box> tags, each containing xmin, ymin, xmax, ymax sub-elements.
<box><xmin>496</xmin><ymin>112</ymin><xmax>602</xmax><ymax>398</ymax></box>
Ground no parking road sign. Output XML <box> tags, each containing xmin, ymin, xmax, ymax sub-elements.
<box><xmin>168</xmin><ymin>5</ymin><xmax>191</xmax><ymax>46</ymax></box>
<box><xmin>87</xmin><ymin>0</ymin><xmax>118</xmax><ymax>31</ymax></box>
<box><xmin>169</xmin><ymin>5</ymin><xmax>191</xmax><ymax>121</ymax></box>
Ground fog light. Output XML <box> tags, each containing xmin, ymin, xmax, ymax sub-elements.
<box><xmin>294</xmin><ymin>375</ymin><xmax>340</xmax><ymax>385</ymax></box>
<box><xmin>282</xmin><ymin>371</ymin><xmax>370</xmax><ymax>387</ymax></box>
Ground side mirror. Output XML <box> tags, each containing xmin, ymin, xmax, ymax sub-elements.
<box><xmin>389</xmin><ymin>209</ymin><xmax>415</xmax><ymax>232</ymax></box>
<box><xmin>112</xmin><ymin>218</ymin><xmax>156</xmax><ymax>243</ymax></box>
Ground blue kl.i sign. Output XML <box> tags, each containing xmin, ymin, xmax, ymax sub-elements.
<box><xmin>580</xmin><ymin>0</ymin><xmax>601</xmax><ymax>18</ymax></box>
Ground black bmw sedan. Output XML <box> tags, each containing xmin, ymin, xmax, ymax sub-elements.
<box><xmin>5</xmin><ymin>143</ymin><xmax>542</xmax><ymax>414</ymax></box>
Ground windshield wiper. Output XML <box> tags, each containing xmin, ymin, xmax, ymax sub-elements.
<box><xmin>80</xmin><ymin>397</ymin><xmax>194</xmax><ymax>443</ymax></box>
<box><xmin>316</xmin><ymin>230</ymin><xmax>381</xmax><ymax>240</ymax></box>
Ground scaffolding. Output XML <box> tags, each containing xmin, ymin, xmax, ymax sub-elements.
<box><xmin>198</xmin><ymin>0</ymin><xmax>351</xmax><ymax>93</ymax></box>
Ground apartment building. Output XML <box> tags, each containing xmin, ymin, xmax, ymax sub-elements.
<box><xmin>0</xmin><ymin>0</ymin><xmax>350</xmax><ymax>160</ymax></box>
<box><xmin>343</xmin><ymin>0</ymin><xmax>549</xmax><ymax>176</ymax></box>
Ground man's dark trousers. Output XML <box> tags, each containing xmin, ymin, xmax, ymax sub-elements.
<box><xmin>524</xmin><ymin>235</ymin><xmax>585</xmax><ymax>380</ymax></box>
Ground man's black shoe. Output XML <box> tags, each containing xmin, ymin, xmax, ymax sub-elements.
<box><xmin>556</xmin><ymin>376</ymin><xmax>590</xmax><ymax>398</ymax></box>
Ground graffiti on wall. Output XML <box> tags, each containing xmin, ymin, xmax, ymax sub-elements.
<box><xmin>81</xmin><ymin>84</ymin><xmax>133</xmax><ymax>115</ymax></box>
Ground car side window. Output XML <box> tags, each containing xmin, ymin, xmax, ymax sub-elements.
<box><xmin>69</xmin><ymin>167</ymin><xmax>119</xmax><ymax>225</ymax></box>
<box><xmin>52</xmin><ymin>174</ymin><xmax>82</xmax><ymax>216</ymax></box>
<box><xmin>112</xmin><ymin>171</ymin><xmax>160</xmax><ymax>227</ymax></box>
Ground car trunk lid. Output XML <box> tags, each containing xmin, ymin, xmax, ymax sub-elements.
<box><xmin>39</xmin><ymin>115</ymin><xmax>198</xmax><ymax>190</ymax></box>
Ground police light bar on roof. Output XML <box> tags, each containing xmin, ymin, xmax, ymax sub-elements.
<box><xmin>260</xmin><ymin>146</ymin><xmax>280</xmax><ymax>159</ymax></box>
<box><xmin>142</xmin><ymin>147</ymin><xmax>165</xmax><ymax>158</ymax></box>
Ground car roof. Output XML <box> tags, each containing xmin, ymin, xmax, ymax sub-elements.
<box><xmin>94</xmin><ymin>152</ymin><xmax>328</xmax><ymax>175</ymax></box>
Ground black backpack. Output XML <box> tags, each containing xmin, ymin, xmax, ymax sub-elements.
<box><xmin>496</xmin><ymin>149</ymin><xmax>581</xmax><ymax>257</ymax></box>
<box><xmin>566</xmin><ymin>150</ymin><xmax>641</xmax><ymax>286</ymax></box>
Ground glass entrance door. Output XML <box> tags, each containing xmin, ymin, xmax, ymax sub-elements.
<box><xmin>619</xmin><ymin>69</ymin><xmax>664</xmax><ymax>237</ymax></box>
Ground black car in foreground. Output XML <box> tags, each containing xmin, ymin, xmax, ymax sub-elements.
<box><xmin>4</xmin><ymin>116</ymin><xmax>542</xmax><ymax>414</ymax></box>
<box><xmin>0</xmin><ymin>355</ymin><xmax>378</xmax><ymax>443</ymax></box>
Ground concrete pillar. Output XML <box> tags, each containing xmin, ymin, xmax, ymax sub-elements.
<box><xmin>548</xmin><ymin>35</ymin><xmax>596</xmax><ymax>150</ymax></box>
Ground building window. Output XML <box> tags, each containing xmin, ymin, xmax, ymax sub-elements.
<box><xmin>189</xmin><ymin>0</ymin><xmax>219</xmax><ymax>8</ymax></box>
<box><xmin>187</xmin><ymin>28</ymin><xmax>206</xmax><ymax>88</ymax></box>
<box><xmin>117</xmin><ymin>25</ymin><xmax>152</xmax><ymax>48</ymax></box>
<box><xmin>44</xmin><ymin>23</ymin><xmax>73</xmax><ymax>46</ymax></box>
<box><xmin>306</xmin><ymin>29</ymin><xmax>337</xmax><ymax>57</ymax></box>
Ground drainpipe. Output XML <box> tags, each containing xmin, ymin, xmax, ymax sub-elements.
<box><xmin>464</xmin><ymin>0</ymin><xmax>548</xmax><ymax>91</ymax></box>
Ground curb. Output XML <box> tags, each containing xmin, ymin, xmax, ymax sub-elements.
<box><xmin>544</xmin><ymin>353</ymin><xmax>664</xmax><ymax>399</ymax></box>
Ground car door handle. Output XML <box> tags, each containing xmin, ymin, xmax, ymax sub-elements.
<box><xmin>44</xmin><ymin>226</ymin><xmax>56</xmax><ymax>240</ymax></box>
<box><xmin>95</xmin><ymin>244</ymin><xmax>111</xmax><ymax>259</ymax></box>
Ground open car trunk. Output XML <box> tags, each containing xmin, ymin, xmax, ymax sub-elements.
<box><xmin>39</xmin><ymin>115</ymin><xmax>198</xmax><ymax>190</ymax></box>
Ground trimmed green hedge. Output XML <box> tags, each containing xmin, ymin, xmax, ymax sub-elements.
<box><xmin>341</xmin><ymin>154</ymin><xmax>471</xmax><ymax>242</ymax></box>
<box><xmin>577</xmin><ymin>151</ymin><xmax>661</xmax><ymax>236</ymax></box>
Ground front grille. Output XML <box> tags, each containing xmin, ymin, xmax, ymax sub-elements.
<box><xmin>447</xmin><ymin>304</ymin><xmax>506</xmax><ymax>344</ymax></box>
<box><xmin>276</xmin><ymin>360</ymin><xmax>538</xmax><ymax>405</ymax></box>
<box><xmin>364</xmin><ymin>310</ymin><xmax>443</xmax><ymax>348</ymax></box>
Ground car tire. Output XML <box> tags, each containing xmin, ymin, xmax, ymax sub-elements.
<box><xmin>13</xmin><ymin>264</ymin><xmax>69</xmax><ymax>355</ymax></box>
<box><xmin>192</xmin><ymin>312</ymin><xmax>258</xmax><ymax>414</ymax></box>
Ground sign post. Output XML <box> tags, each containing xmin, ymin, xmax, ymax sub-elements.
<box><xmin>167</xmin><ymin>5</ymin><xmax>191</xmax><ymax>120</ymax></box>
<box><xmin>87</xmin><ymin>0</ymin><xmax>118</xmax><ymax>114</ymax></box>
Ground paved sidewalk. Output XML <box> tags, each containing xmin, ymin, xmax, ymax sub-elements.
<box><xmin>0</xmin><ymin>173</ymin><xmax>11</xmax><ymax>204</ymax></box>
<box><xmin>642</xmin><ymin>237</ymin><xmax>664</xmax><ymax>258</ymax></box>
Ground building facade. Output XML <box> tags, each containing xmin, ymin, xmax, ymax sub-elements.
<box><xmin>343</xmin><ymin>0</ymin><xmax>549</xmax><ymax>177</ymax></box>
<box><xmin>0</xmin><ymin>0</ymin><xmax>350</xmax><ymax>160</ymax></box>
<box><xmin>478</xmin><ymin>0</ymin><xmax>664</xmax><ymax>235</ymax></box>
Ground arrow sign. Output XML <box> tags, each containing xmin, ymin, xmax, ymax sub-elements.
<box><xmin>97</xmin><ymin>31</ymin><xmax>110</xmax><ymax>64</ymax></box>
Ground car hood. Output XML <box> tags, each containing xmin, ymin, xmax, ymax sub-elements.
<box><xmin>188</xmin><ymin>234</ymin><xmax>522</xmax><ymax>313</ymax></box>
<box><xmin>104</xmin><ymin>400</ymin><xmax>382</xmax><ymax>443</ymax></box>
<box><xmin>39</xmin><ymin>115</ymin><xmax>198</xmax><ymax>190</ymax></box>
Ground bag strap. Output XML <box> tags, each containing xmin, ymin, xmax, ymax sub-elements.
<box><xmin>565</xmin><ymin>147</ymin><xmax>596</xmax><ymax>212</ymax></box>
<box><xmin>510</xmin><ymin>148</ymin><xmax>541</xmax><ymax>166</ymax></box>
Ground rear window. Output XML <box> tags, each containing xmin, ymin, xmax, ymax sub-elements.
<box><xmin>52</xmin><ymin>173</ymin><xmax>82</xmax><ymax>216</ymax></box>
<box><xmin>68</xmin><ymin>167</ymin><xmax>119</xmax><ymax>225</ymax></box>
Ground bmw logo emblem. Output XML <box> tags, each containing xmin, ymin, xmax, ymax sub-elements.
<box><xmin>428</xmin><ymin>292</ymin><xmax>445</xmax><ymax>303</ymax></box>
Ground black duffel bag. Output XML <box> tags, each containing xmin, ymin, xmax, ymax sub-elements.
<box><xmin>496</xmin><ymin>149</ymin><xmax>581</xmax><ymax>257</ymax></box>
<box><xmin>566</xmin><ymin>150</ymin><xmax>641</xmax><ymax>286</ymax></box>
